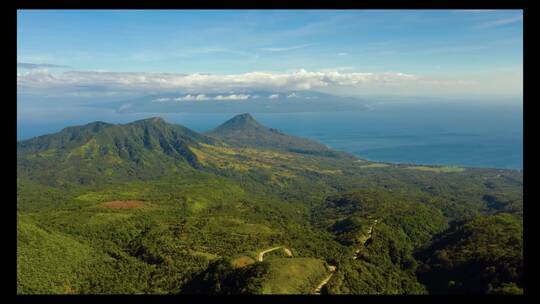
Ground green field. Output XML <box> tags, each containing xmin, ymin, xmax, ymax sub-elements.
<box><xmin>358</xmin><ymin>163</ymin><xmax>390</xmax><ymax>169</ymax></box>
<box><xmin>406</xmin><ymin>165</ymin><xmax>465</xmax><ymax>173</ymax></box>
<box><xmin>260</xmin><ymin>258</ymin><xmax>329</xmax><ymax>294</ymax></box>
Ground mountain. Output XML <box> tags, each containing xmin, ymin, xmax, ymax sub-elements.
<box><xmin>211</xmin><ymin>113</ymin><xmax>262</xmax><ymax>130</ymax></box>
<box><xmin>17</xmin><ymin>117</ymin><xmax>218</xmax><ymax>185</ymax></box>
<box><xmin>17</xmin><ymin>114</ymin><xmax>353</xmax><ymax>186</ymax></box>
<box><xmin>206</xmin><ymin>113</ymin><xmax>351</xmax><ymax>158</ymax></box>
<box><xmin>16</xmin><ymin>115</ymin><xmax>523</xmax><ymax>295</ymax></box>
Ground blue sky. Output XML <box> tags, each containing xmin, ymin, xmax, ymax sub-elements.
<box><xmin>17</xmin><ymin>10</ymin><xmax>523</xmax><ymax>99</ymax></box>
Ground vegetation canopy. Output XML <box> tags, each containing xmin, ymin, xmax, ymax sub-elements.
<box><xmin>16</xmin><ymin>114</ymin><xmax>523</xmax><ymax>295</ymax></box>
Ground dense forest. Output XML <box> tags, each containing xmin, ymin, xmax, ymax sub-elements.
<box><xmin>17</xmin><ymin>114</ymin><xmax>523</xmax><ymax>294</ymax></box>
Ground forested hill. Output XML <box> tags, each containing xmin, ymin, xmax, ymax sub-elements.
<box><xmin>17</xmin><ymin>114</ymin><xmax>523</xmax><ymax>295</ymax></box>
<box><xmin>17</xmin><ymin>117</ymin><xmax>218</xmax><ymax>185</ymax></box>
<box><xmin>206</xmin><ymin>113</ymin><xmax>352</xmax><ymax>158</ymax></box>
<box><xmin>17</xmin><ymin>114</ymin><xmax>353</xmax><ymax>186</ymax></box>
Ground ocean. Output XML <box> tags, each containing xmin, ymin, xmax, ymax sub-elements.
<box><xmin>17</xmin><ymin>101</ymin><xmax>523</xmax><ymax>170</ymax></box>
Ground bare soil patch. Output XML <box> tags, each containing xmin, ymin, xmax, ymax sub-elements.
<box><xmin>232</xmin><ymin>256</ymin><xmax>255</xmax><ymax>268</ymax></box>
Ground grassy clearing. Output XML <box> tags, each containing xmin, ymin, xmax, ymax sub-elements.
<box><xmin>207</xmin><ymin>217</ymin><xmax>276</xmax><ymax>236</ymax></box>
<box><xmin>231</xmin><ymin>256</ymin><xmax>256</xmax><ymax>268</ymax></box>
<box><xmin>189</xmin><ymin>250</ymin><xmax>220</xmax><ymax>261</ymax></box>
<box><xmin>260</xmin><ymin>258</ymin><xmax>329</xmax><ymax>294</ymax></box>
<box><xmin>406</xmin><ymin>166</ymin><xmax>465</xmax><ymax>173</ymax></box>
<box><xmin>359</xmin><ymin>163</ymin><xmax>390</xmax><ymax>169</ymax></box>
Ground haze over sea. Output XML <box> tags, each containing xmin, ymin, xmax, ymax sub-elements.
<box><xmin>17</xmin><ymin>100</ymin><xmax>523</xmax><ymax>170</ymax></box>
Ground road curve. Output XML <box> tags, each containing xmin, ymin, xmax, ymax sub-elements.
<box><xmin>315</xmin><ymin>219</ymin><xmax>379</xmax><ymax>294</ymax></box>
<box><xmin>256</xmin><ymin>246</ymin><xmax>292</xmax><ymax>262</ymax></box>
<box><xmin>313</xmin><ymin>265</ymin><xmax>336</xmax><ymax>294</ymax></box>
<box><xmin>257</xmin><ymin>220</ymin><xmax>379</xmax><ymax>294</ymax></box>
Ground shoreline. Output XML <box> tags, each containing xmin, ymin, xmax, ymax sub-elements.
<box><xmin>351</xmin><ymin>156</ymin><xmax>523</xmax><ymax>172</ymax></box>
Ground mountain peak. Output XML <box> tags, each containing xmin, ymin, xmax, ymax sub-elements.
<box><xmin>17</xmin><ymin>117</ymin><xmax>218</xmax><ymax>185</ymax></box>
<box><xmin>213</xmin><ymin>113</ymin><xmax>262</xmax><ymax>131</ymax></box>
<box><xmin>230</xmin><ymin>113</ymin><xmax>256</xmax><ymax>123</ymax></box>
<box><xmin>206</xmin><ymin>113</ymin><xmax>348</xmax><ymax>158</ymax></box>
<box><xmin>134</xmin><ymin>117</ymin><xmax>166</xmax><ymax>124</ymax></box>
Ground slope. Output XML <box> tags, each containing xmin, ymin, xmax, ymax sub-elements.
<box><xmin>17</xmin><ymin>117</ymin><xmax>218</xmax><ymax>186</ymax></box>
<box><xmin>415</xmin><ymin>213</ymin><xmax>523</xmax><ymax>294</ymax></box>
<box><xmin>206</xmin><ymin>113</ymin><xmax>351</xmax><ymax>158</ymax></box>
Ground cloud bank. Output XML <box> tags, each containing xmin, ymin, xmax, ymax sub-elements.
<box><xmin>17</xmin><ymin>69</ymin><xmax>419</xmax><ymax>96</ymax></box>
<box><xmin>153</xmin><ymin>94</ymin><xmax>252</xmax><ymax>102</ymax></box>
<box><xmin>18</xmin><ymin>65</ymin><xmax>521</xmax><ymax>98</ymax></box>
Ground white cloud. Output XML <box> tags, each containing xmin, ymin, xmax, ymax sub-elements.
<box><xmin>477</xmin><ymin>15</ymin><xmax>523</xmax><ymax>29</ymax></box>
<box><xmin>214</xmin><ymin>94</ymin><xmax>251</xmax><ymax>100</ymax></box>
<box><xmin>153</xmin><ymin>94</ymin><xmax>249</xmax><ymax>102</ymax></box>
<box><xmin>269</xmin><ymin>94</ymin><xmax>279</xmax><ymax>99</ymax></box>
<box><xmin>175</xmin><ymin>94</ymin><xmax>210</xmax><ymax>101</ymax></box>
<box><xmin>17</xmin><ymin>69</ymin><xmax>418</xmax><ymax>95</ymax></box>
<box><xmin>287</xmin><ymin>93</ymin><xmax>297</xmax><ymax>98</ymax></box>
<box><xmin>337</xmin><ymin>52</ymin><xmax>348</xmax><ymax>56</ymax></box>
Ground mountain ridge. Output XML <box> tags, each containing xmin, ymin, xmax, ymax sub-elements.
<box><xmin>207</xmin><ymin>113</ymin><xmax>353</xmax><ymax>158</ymax></box>
<box><xmin>17</xmin><ymin>114</ymin><xmax>353</xmax><ymax>186</ymax></box>
<box><xmin>17</xmin><ymin>117</ymin><xmax>216</xmax><ymax>185</ymax></box>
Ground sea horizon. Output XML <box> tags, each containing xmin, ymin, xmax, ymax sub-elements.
<box><xmin>17</xmin><ymin>100</ymin><xmax>523</xmax><ymax>170</ymax></box>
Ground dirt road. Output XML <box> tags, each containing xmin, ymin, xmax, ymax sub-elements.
<box><xmin>256</xmin><ymin>246</ymin><xmax>292</xmax><ymax>262</ymax></box>
<box><xmin>313</xmin><ymin>265</ymin><xmax>336</xmax><ymax>294</ymax></box>
<box><xmin>353</xmin><ymin>219</ymin><xmax>379</xmax><ymax>260</ymax></box>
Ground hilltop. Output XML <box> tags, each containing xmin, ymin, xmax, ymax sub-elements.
<box><xmin>207</xmin><ymin>113</ymin><xmax>351</xmax><ymax>158</ymax></box>
<box><xmin>17</xmin><ymin>117</ymin><xmax>216</xmax><ymax>185</ymax></box>
<box><xmin>17</xmin><ymin>114</ymin><xmax>354</xmax><ymax>186</ymax></box>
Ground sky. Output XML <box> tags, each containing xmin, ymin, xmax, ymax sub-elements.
<box><xmin>17</xmin><ymin>9</ymin><xmax>523</xmax><ymax>109</ymax></box>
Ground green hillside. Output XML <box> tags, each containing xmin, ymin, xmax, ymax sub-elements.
<box><xmin>17</xmin><ymin>117</ymin><xmax>218</xmax><ymax>186</ymax></box>
<box><xmin>17</xmin><ymin>215</ymin><xmax>108</xmax><ymax>294</ymax></box>
<box><xmin>206</xmin><ymin>113</ymin><xmax>349</xmax><ymax>158</ymax></box>
<box><xmin>416</xmin><ymin>213</ymin><xmax>523</xmax><ymax>294</ymax></box>
<box><xmin>16</xmin><ymin>114</ymin><xmax>523</xmax><ymax>294</ymax></box>
<box><xmin>259</xmin><ymin>258</ymin><xmax>329</xmax><ymax>294</ymax></box>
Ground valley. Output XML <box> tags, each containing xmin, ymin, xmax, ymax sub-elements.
<box><xmin>16</xmin><ymin>114</ymin><xmax>523</xmax><ymax>295</ymax></box>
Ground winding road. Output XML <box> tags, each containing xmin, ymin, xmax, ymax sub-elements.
<box><xmin>255</xmin><ymin>219</ymin><xmax>379</xmax><ymax>295</ymax></box>
<box><xmin>256</xmin><ymin>246</ymin><xmax>292</xmax><ymax>262</ymax></box>
<box><xmin>313</xmin><ymin>218</ymin><xmax>380</xmax><ymax>294</ymax></box>
<box><xmin>353</xmin><ymin>219</ymin><xmax>379</xmax><ymax>260</ymax></box>
<box><xmin>313</xmin><ymin>265</ymin><xmax>336</xmax><ymax>295</ymax></box>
